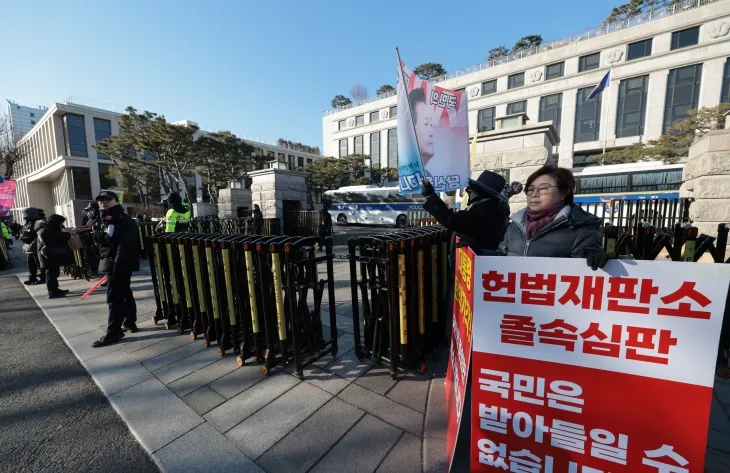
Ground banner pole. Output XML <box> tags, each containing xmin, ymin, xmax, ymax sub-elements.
<box><xmin>395</xmin><ymin>47</ymin><xmax>426</xmax><ymax>178</ymax></box>
<box><xmin>601</xmin><ymin>66</ymin><xmax>613</xmax><ymax>156</ymax></box>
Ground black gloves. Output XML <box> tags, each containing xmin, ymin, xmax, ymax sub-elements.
<box><xmin>421</xmin><ymin>180</ymin><xmax>436</xmax><ymax>198</ymax></box>
<box><xmin>582</xmin><ymin>249</ymin><xmax>615</xmax><ymax>271</ymax></box>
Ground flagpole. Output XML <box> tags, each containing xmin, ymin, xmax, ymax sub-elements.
<box><xmin>395</xmin><ymin>47</ymin><xmax>426</xmax><ymax>177</ymax></box>
<box><xmin>601</xmin><ymin>65</ymin><xmax>613</xmax><ymax>156</ymax></box>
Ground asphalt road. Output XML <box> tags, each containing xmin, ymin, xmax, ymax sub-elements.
<box><xmin>0</xmin><ymin>276</ymin><xmax>158</xmax><ymax>473</ymax></box>
<box><xmin>331</xmin><ymin>223</ymin><xmax>395</xmax><ymax>246</ymax></box>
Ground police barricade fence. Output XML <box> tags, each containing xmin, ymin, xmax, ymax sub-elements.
<box><xmin>146</xmin><ymin>231</ymin><xmax>339</xmax><ymax>379</ymax></box>
<box><xmin>189</xmin><ymin>217</ymin><xmax>282</xmax><ymax>236</ymax></box>
<box><xmin>346</xmin><ymin>225</ymin><xmax>451</xmax><ymax>378</ymax></box>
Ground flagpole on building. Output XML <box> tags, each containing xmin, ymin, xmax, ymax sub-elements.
<box><xmin>601</xmin><ymin>65</ymin><xmax>613</xmax><ymax>156</ymax></box>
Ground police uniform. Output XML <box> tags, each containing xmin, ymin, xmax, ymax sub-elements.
<box><xmin>92</xmin><ymin>191</ymin><xmax>139</xmax><ymax>347</ymax></box>
<box><xmin>163</xmin><ymin>193</ymin><xmax>191</xmax><ymax>232</ymax></box>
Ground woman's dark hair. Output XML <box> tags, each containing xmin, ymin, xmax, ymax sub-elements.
<box><xmin>525</xmin><ymin>166</ymin><xmax>576</xmax><ymax>205</ymax></box>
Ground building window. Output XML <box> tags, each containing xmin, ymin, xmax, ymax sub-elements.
<box><xmin>387</xmin><ymin>128</ymin><xmax>397</xmax><ymax>170</ymax></box>
<box><xmin>389</xmin><ymin>106</ymin><xmax>397</xmax><ymax>118</ymax></box>
<box><xmin>545</xmin><ymin>62</ymin><xmax>564</xmax><ymax>81</ymax></box>
<box><xmin>575</xmin><ymin>86</ymin><xmax>602</xmax><ymax>143</ymax></box>
<box><xmin>355</xmin><ymin>115</ymin><xmax>364</xmax><ymax>126</ymax></box>
<box><xmin>338</xmin><ymin>119</ymin><xmax>346</xmax><ymax>130</ymax></box>
<box><xmin>370</xmin><ymin>111</ymin><xmax>379</xmax><ymax>123</ymax></box>
<box><xmin>578</xmin><ymin>53</ymin><xmax>601</xmax><ymax>72</ymax></box>
<box><xmin>663</xmin><ymin>64</ymin><xmax>702</xmax><ymax>133</ymax></box>
<box><xmin>481</xmin><ymin>80</ymin><xmax>497</xmax><ymax>95</ymax></box>
<box><xmin>616</xmin><ymin>75</ymin><xmax>649</xmax><ymax>138</ymax></box>
<box><xmin>71</xmin><ymin>167</ymin><xmax>92</xmax><ymax>200</ymax></box>
<box><xmin>454</xmin><ymin>88</ymin><xmax>466</xmax><ymax>94</ymax></box>
<box><xmin>93</xmin><ymin>118</ymin><xmax>112</xmax><ymax>159</ymax></box>
<box><xmin>63</xmin><ymin>114</ymin><xmax>87</xmax><ymax>157</ymax></box>
<box><xmin>30</xmin><ymin>120</ymin><xmax>35</xmax><ymax>125</ymax></box>
<box><xmin>30</xmin><ymin>112</ymin><xmax>34</xmax><ymax>117</ymax></box>
<box><xmin>671</xmin><ymin>26</ymin><xmax>700</xmax><ymax>50</ymax></box>
<box><xmin>288</xmin><ymin>155</ymin><xmax>295</xmax><ymax>170</ymax></box>
<box><xmin>477</xmin><ymin>107</ymin><xmax>496</xmax><ymax>132</ymax></box>
<box><xmin>297</xmin><ymin>156</ymin><xmax>304</xmax><ymax>167</ymax></box>
<box><xmin>354</xmin><ymin>135</ymin><xmax>363</xmax><ymax>155</ymax></box>
<box><xmin>267</xmin><ymin>151</ymin><xmax>275</xmax><ymax>158</ymax></box>
<box><xmin>627</xmin><ymin>38</ymin><xmax>652</xmax><ymax>61</ymax></box>
<box><xmin>370</xmin><ymin>132</ymin><xmax>380</xmax><ymax>164</ymax></box>
<box><xmin>508</xmin><ymin>72</ymin><xmax>524</xmax><ymax>89</ymax></box>
<box><xmin>539</xmin><ymin>94</ymin><xmax>562</xmax><ymax>135</ymax></box>
<box><xmin>722</xmin><ymin>58</ymin><xmax>730</xmax><ymax>104</ymax></box>
<box><xmin>98</xmin><ymin>163</ymin><xmax>117</xmax><ymax>189</ymax></box>
<box><xmin>506</xmin><ymin>100</ymin><xmax>526</xmax><ymax>115</ymax></box>
<box><xmin>307</xmin><ymin>158</ymin><xmax>313</xmax><ymax>165</ymax></box>
<box><xmin>339</xmin><ymin>139</ymin><xmax>348</xmax><ymax>157</ymax></box>
<box><xmin>278</xmin><ymin>152</ymin><xmax>285</xmax><ymax>161</ymax></box>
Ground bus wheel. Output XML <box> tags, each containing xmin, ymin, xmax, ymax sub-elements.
<box><xmin>337</xmin><ymin>214</ymin><xmax>348</xmax><ymax>225</ymax></box>
<box><xmin>396</xmin><ymin>215</ymin><xmax>408</xmax><ymax>228</ymax></box>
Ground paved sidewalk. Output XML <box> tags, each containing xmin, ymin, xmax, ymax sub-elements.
<box><xmin>10</xmin><ymin>245</ymin><xmax>730</xmax><ymax>472</ymax></box>
<box><xmin>17</xmin><ymin>258</ymin><xmax>449</xmax><ymax>473</ymax></box>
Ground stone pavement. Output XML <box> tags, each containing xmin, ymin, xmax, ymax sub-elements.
<box><xmin>7</xmin><ymin>241</ymin><xmax>730</xmax><ymax>472</ymax></box>
<box><xmin>15</xmin><ymin>255</ymin><xmax>450</xmax><ymax>473</ymax></box>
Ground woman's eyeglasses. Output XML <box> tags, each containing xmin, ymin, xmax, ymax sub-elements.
<box><xmin>525</xmin><ymin>184</ymin><xmax>559</xmax><ymax>196</ymax></box>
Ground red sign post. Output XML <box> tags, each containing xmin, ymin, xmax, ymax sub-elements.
<box><xmin>446</xmin><ymin>245</ymin><xmax>476</xmax><ymax>470</ymax></box>
<box><xmin>469</xmin><ymin>256</ymin><xmax>730</xmax><ymax>473</ymax></box>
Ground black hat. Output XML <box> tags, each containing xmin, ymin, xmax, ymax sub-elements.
<box><xmin>23</xmin><ymin>207</ymin><xmax>39</xmax><ymax>220</ymax></box>
<box><xmin>95</xmin><ymin>190</ymin><xmax>118</xmax><ymax>201</ymax></box>
<box><xmin>468</xmin><ymin>170</ymin><xmax>507</xmax><ymax>200</ymax></box>
<box><xmin>83</xmin><ymin>202</ymin><xmax>100</xmax><ymax>211</ymax></box>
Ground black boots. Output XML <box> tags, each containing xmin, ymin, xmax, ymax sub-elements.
<box><xmin>23</xmin><ymin>278</ymin><xmax>37</xmax><ymax>285</ymax></box>
<box><xmin>92</xmin><ymin>331</ymin><xmax>125</xmax><ymax>348</ymax></box>
<box><xmin>48</xmin><ymin>289</ymin><xmax>69</xmax><ymax>299</ymax></box>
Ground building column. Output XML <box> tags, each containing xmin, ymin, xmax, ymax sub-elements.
<box><xmin>645</xmin><ymin>69</ymin><xmax>669</xmax><ymax>141</ymax></box>
<box><xmin>699</xmin><ymin>57</ymin><xmax>726</xmax><ymax>108</ymax></box>
<box><xmin>558</xmin><ymin>90</ymin><xmax>577</xmax><ymax>169</ymax></box>
<box><xmin>84</xmin><ymin>114</ymin><xmax>101</xmax><ymax>199</ymax></box>
<box><xmin>603</xmin><ymin>77</ymin><xmax>620</xmax><ymax>146</ymax></box>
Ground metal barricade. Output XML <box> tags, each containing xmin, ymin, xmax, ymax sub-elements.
<box><xmin>347</xmin><ymin>225</ymin><xmax>451</xmax><ymax>378</ymax></box>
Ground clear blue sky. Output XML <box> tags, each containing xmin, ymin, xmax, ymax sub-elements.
<box><xmin>1</xmin><ymin>0</ymin><xmax>611</xmax><ymax>150</ymax></box>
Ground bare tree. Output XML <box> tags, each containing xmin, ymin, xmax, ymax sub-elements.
<box><xmin>0</xmin><ymin>114</ymin><xmax>28</xmax><ymax>180</ymax></box>
<box><xmin>350</xmin><ymin>84</ymin><xmax>368</xmax><ymax>102</ymax></box>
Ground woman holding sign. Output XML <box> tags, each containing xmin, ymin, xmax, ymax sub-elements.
<box><xmin>498</xmin><ymin>166</ymin><xmax>612</xmax><ymax>270</ymax></box>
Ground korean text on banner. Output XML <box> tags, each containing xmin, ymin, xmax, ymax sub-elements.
<box><xmin>396</xmin><ymin>57</ymin><xmax>470</xmax><ymax>194</ymax></box>
<box><xmin>0</xmin><ymin>180</ymin><xmax>17</xmax><ymax>217</ymax></box>
<box><xmin>445</xmin><ymin>244</ymin><xmax>476</xmax><ymax>471</ymax></box>
<box><xmin>470</xmin><ymin>256</ymin><xmax>730</xmax><ymax>473</ymax></box>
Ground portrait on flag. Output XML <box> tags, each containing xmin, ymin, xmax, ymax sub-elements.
<box><xmin>0</xmin><ymin>179</ymin><xmax>17</xmax><ymax>217</ymax></box>
<box><xmin>396</xmin><ymin>57</ymin><xmax>470</xmax><ymax>194</ymax></box>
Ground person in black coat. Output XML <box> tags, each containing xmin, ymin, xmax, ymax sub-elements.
<box><xmin>21</xmin><ymin>207</ymin><xmax>44</xmax><ymax>285</ymax></box>
<box><xmin>318</xmin><ymin>207</ymin><xmax>333</xmax><ymax>250</ymax></box>
<box><xmin>252</xmin><ymin>204</ymin><xmax>264</xmax><ymax>235</ymax></box>
<box><xmin>36</xmin><ymin>214</ymin><xmax>73</xmax><ymax>298</ymax></box>
<box><xmin>92</xmin><ymin>191</ymin><xmax>139</xmax><ymax>347</ymax></box>
<box><xmin>82</xmin><ymin>202</ymin><xmax>100</xmax><ymax>227</ymax></box>
<box><xmin>422</xmin><ymin>169</ymin><xmax>511</xmax><ymax>252</ymax></box>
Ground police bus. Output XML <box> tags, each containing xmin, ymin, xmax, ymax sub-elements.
<box><xmin>572</xmin><ymin>162</ymin><xmax>686</xmax><ymax>231</ymax></box>
<box><xmin>324</xmin><ymin>185</ymin><xmax>433</xmax><ymax>228</ymax></box>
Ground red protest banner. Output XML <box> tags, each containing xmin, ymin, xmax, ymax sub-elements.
<box><xmin>446</xmin><ymin>244</ymin><xmax>476</xmax><ymax>471</ymax></box>
<box><xmin>470</xmin><ymin>256</ymin><xmax>730</xmax><ymax>472</ymax></box>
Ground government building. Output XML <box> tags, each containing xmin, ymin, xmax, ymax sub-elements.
<box><xmin>9</xmin><ymin>97</ymin><xmax>322</xmax><ymax>226</ymax></box>
<box><xmin>321</xmin><ymin>0</ymin><xmax>730</xmax><ymax>195</ymax></box>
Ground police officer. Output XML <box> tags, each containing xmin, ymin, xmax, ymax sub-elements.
<box><xmin>161</xmin><ymin>192</ymin><xmax>191</xmax><ymax>233</ymax></box>
<box><xmin>1</xmin><ymin>217</ymin><xmax>11</xmax><ymax>248</ymax></box>
<box><xmin>92</xmin><ymin>190</ymin><xmax>139</xmax><ymax>348</ymax></box>
<box><xmin>21</xmin><ymin>207</ymin><xmax>44</xmax><ymax>285</ymax></box>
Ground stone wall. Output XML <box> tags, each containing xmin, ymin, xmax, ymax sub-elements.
<box><xmin>471</xmin><ymin>121</ymin><xmax>558</xmax><ymax>213</ymax></box>
<box><xmin>249</xmin><ymin>169</ymin><xmax>309</xmax><ymax>219</ymax></box>
<box><xmin>192</xmin><ymin>203</ymin><xmax>218</xmax><ymax>218</ymax></box>
<box><xmin>680</xmin><ymin>128</ymin><xmax>730</xmax><ymax>238</ymax></box>
<box><xmin>217</xmin><ymin>188</ymin><xmax>252</xmax><ymax>219</ymax></box>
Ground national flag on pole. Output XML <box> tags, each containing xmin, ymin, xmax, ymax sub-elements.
<box><xmin>586</xmin><ymin>69</ymin><xmax>611</xmax><ymax>101</ymax></box>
